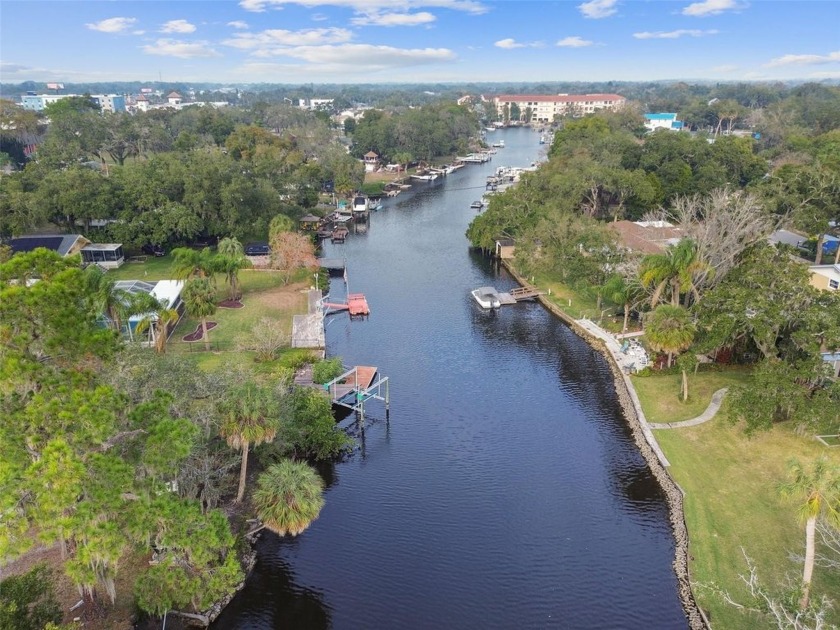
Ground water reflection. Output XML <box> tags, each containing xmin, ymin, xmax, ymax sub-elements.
<box><xmin>211</xmin><ymin>535</ymin><xmax>332</xmax><ymax>629</ymax></box>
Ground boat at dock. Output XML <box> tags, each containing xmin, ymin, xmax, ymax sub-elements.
<box><xmin>470</xmin><ymin>200</ymin><xmax>484</xmax><ymax>210</ymax></box>
<box><xmin>352</xmin><ymin>195</ymin><xmax>370</xmax><ymax>220</ymax></box>
<box><xmin>471</xmin><ymin>287</ymin><xmax>501</xmax><ymax>309</ymax></box>
<box><xmin>492</xmin><ymin>140</ymin><xmax>505</xmax><ymax>148</ymax></box>
<box><xmin>411</xmin><ymin>172</ymin><xmax>439</xmax><ymax>181</ymax></box>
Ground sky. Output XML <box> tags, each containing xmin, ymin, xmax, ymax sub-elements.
<box><xmin>1</xmin><ymin>0</ymin><xmax>839</xmax><ymax>85</ymax></box>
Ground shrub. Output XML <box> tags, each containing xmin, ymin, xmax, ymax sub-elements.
<box><xmin>312</xmin><ymin>357</ymin><xmax>344</xmax><ymax>384</ymax></box>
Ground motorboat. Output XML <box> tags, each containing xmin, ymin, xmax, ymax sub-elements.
<box><xmin>470</xmin><ymin>200</ymin><xmax>484</xmax><ymax>209</ymax></box>
<box><xmin>411</xmin><ymin>172</ymin><xmax>439</xmax><ymax>181</ymax></box>
<box><xmin>471</xmin><ymin>287</ymin><xmax>501</xmax><ymax>309</ymax></box>
<box><xmin>492</xmin><ymin>140</ymin><xmax>505</xmax><ymax>148</ymax></box>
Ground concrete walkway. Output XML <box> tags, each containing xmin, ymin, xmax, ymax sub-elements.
<box><xmin>648</xmin><ymin>388</ymin><xmax>729</xmax><ymax>429</ymax></box>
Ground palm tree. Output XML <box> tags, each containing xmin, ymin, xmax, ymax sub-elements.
<box><xmin>603</xmin><ymin>274</ymin><xmax>644</xmax><ymax>333</ymax></box>
<box><xmin>216</xmin><ymin>237</ymin><xmax>249</xmax><ymax>301</ymax></box>
<box><xmin>181</xmin><ymin>278</ymin><xmax>217</xmax><ymax>351</ymax></box>
<box><xmin>639</xmin><ymin>239</ymin><xmax>707</xmax><ymax>308</ymax></box>
<box><xmin>219</xmin><ymin>383</ymin><xmax>280</xmax><ymax>503</ymax></box>
<box><xmin>134</xmin><ymin>295</ymin><xmax>180</xmax><ymax>354</ymax></box>
<box><xmin>171</xmin><ymin>247</ymin><xmax>218</xmax><ymax>282</ymax></box>
<box><xmin>83</xmin><ymin>266</ymin><xmax>126</xmax><ymax>332</ymax></box>
<box><xmin>779</xmin><ymin>458</ymin><xmax>840</xmax><ymax>611</ymax></box>
<box><xmin>252</xmin><ymin>460</ymin><xmax>324</xmax><ymax>536</ymax></box>
<box><xmin>644</xmin><ymin>304</ymin><xmax>695</xmax><ymax>367</ymax></box>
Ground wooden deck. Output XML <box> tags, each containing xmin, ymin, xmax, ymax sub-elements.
<box><xmin>348</xmin><ymin>293</ymin><xmax>370</xmax><ymax>316</ymax></box>
<box><xmin>327</xmin><ymin>366</ymin><xmax>378</xmax><ymax>405</ymax></box>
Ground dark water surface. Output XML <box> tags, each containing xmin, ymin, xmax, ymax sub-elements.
<box><xmin>213</xmin><ymin>128</ymin><xmax>687</xmax><ymax>629</ymax></box>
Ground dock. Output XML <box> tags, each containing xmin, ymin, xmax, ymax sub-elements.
<box><xmin>322</xmin><ymin>292</ymin><xmax>370</xmax><ymax>316</ymax></box>
<box><xmin>318</xmin><ymin>257</ymin><xmax>346</xmax><ymax>273</ymax></box>
<box><xmin>480</xmin><ymin>285</ymin><xmax>545</xmax><ymax>306</ymax></box>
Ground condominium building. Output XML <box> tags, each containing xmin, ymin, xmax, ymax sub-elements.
<box><xmin>20</xmin><ymin>92</ymin><xmax>126</xmax><ymax>113</ymax></box>
<box><xmin>493</xmin><ymin>93</ymin><xmax>626</xmax><ymax>123</ymax></box>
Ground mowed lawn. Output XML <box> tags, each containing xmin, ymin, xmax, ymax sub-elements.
<box><xmin>109</xmin><ymin>256</ymin><xmax>311</xmax><ymax>371</ymax></box>
<box><xmin>635</xmin><ymin>371</ymin><xmax>840</xmax><ymax>628</ymax></box>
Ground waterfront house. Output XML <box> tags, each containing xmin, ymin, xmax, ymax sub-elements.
<box><xmin>608</xmin><ymin>220</ymin><xmax>683</xmax><ymax>255</ymax></box>
<box><xmin>492</xmin><ymin>93</ymin><xmax>626</xmax><ymax>124</ymax></box>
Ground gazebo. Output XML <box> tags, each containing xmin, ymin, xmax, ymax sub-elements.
<box><xmin>363</xmin><ymin>151</ymin><xmax>380</xmax><ymax>172</ymax></box>
<box><xmin>299</xmin><ymin>214</ymin><xmax>322</xmax><ymax>231</ymax></box>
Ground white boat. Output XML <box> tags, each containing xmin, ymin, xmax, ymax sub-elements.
<box><xmin>470</xmin><ymin>200</ymin><xmax>484</xmax><ymax>209</ymax></box>
<box><xmin>492</xmin><ymin>140</ymin><xmax>505</xmax><ymax>148</ymax></box>
<box><xmin>352</xmin><ymin>195</ymin><xmax>369</xmax><ymax>214</ymax></box>
<box><xmin>472</xmin><ymin>287</ymin><xmax>501</xmax><ymax>309</ymax></box>
<box><xmin>411</xmin><ymin>173</ymin><xmax>439</xmax><ymax>181</ymax></box>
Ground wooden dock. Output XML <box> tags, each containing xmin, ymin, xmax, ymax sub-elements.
<box><xmin>322</xmin><ymin>292</ymin><xmax>370</xmax><ymax>316</ymax></box>
<box><xmin>487</xmin><ymin>285</ymin><xmax>546</xmax><ymax>306</ymax></box>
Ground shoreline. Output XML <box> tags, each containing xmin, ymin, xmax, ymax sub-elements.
<box><xmin>502</xmin><ymin>260</ymin><xmax>707</xmax><ymax>630</ymax></box>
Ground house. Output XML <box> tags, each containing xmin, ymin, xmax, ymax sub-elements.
<box><xmin>492</xmin><ymin>93</ymin><xmax>626</xmax><ymax>124</ymax></box>
<box><xmin>167</xmin><ymin>92</ymin><xmax>182</xmax><ymax>106</ymax></box>
<box><xmin>135</xmin><ymin>94</ymin><xmax>149</xmax><ymax>112</ymax></box>
<box><xmin>809</xmin><ymin>264</ymin><xmax>840</xmax><ymax>292</ymax></box>
<box><xmin>109</xmin><ymin>280</ymin><xmax>185</xmax><ymax>344</ymax></box>
<box><xmin>363</xmin><ymin>151</ymin><xmax>380</xmax><ymax>172</ymax></box>
<box><xmin>7</xmin><ymin>234</ymin><xmax>91</xmax><ymax>258</ymax></box>
<box><xmin>495</xmin><ymin>237</ymin><xmax>516</xmax><ymax>259</ymax></box>
<box><xmin>608</xmin><ymin>220</ymin><xmax>683</xmax><ymax>255</ymax></box>
<box><xmin>644</xmin><ymin>113</ymin><xmax>684</xmax><ymax>132</ymax></box>
<box><xmin>80</xmin><ymin>243</ymin><xmax>125</xmax><ymax>269</ymax></box>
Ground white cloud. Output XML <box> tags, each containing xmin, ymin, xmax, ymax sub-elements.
<box><xmin>765</xmin><ymin>50</ymin><xmax>840</xmax><ymax>67</ymax></box>
<box><xmin>133</xmin><ymin>30</ymin><xmax>146</xmax><ymax>35</ymax></box>
<box><xmin>556</xmin><ymin>36</ymin><xmax>594</xmax><ymax>48</ymax></box>
<box><xmin>351</xmin><ymin>12</ymin><xmax>436</xmax><ymax>26</ymax></box>
<box><xmin>160</xmin><ymin>19</ymin><xmax>197</xmax><ymax>34</ymax></box>
<box><xmin>682</xmin><ymin>0</ymin><xmax>747</xmax><ymax>17</ymax></box>
<box><xmin>228</xmin><ymin>20</ymin><xmax>250</xmax><ymax>29</ymax></box>
<box><xmin>224</xmin><ymin>27</ymin><xmax>353</xmax><ymax>51</ymax></box>
<box><xmin>141</xmin><ymin>39</ymin><xmax>221</xmax><ymax>59</ymax></box>
<box><xmin>239</xmin><ymin>0</ymin><xmax>486</xmax><ymax>15</ymax></box>
<box><xmin>85</xmin><ymin>17</ymin><xmax>137</xmax><ymax>33</ymax></box>
<box><xmin>239</xmin><ymin>44</ymin><xmax>455</xmax><ymax>77</ymax></box>
<box><xmin>578</xmin><ymin>0</ymin><xmax>618</xmax><ymax>19</ymax></box>
<box><xmin>633</xmin><ymin>29</ymin><xmax>719</xmax><ymax>39</ymax></box>
<box><xmin>312</xmin><ymin>13</ymin><xmax>329</xmax><ymax>20</ymax></box>
<box><xmin>494</xmin><ymin>38</ymin><xmax>543</xmax><ymax>49</ymax></box>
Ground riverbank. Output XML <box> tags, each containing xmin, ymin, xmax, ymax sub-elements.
<box><xmin>502</xmin><ymin>260</ymin><xmax>707</xmax><ymax>630</ymax></box>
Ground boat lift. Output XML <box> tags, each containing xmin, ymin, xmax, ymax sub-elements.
<box><xmin>325</xmin><ymin>366</ymin><xmax>390</xmax><ymax>422</ymax></box>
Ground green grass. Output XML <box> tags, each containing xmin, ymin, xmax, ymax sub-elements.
<box><xmin>632</xmin><ymin>368</ymin><xmax>752</xmax><ymax>424</ymax></box>
<box><xmin>640</xmin><ymin>372</ymin><xmax>840</xmax><ymax>628</ymax></box>
<box><xmin>532</xmin><ymin>272</ymin><xmax>629</xmax><ymax>332</ymax></box>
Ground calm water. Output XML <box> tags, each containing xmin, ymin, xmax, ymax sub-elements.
<box><xmin>213</xmin><ymin>128</ymin><xmax>687</xmax><ymax>629</ymax></box>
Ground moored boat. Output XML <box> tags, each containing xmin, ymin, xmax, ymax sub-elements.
<box><xmin>471</xmin><ymin>287</ymin><xmax>501</xmax><ymax>309</ymax></box>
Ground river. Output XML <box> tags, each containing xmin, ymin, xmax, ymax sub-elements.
<box><xmin>212</xmin><ymin>127</ymin><xmax>687</xmax><ymax>629</ymax></box>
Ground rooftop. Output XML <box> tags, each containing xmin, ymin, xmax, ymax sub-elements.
<box><xmin>609</xmin><ymin>220</ymin><xmax>683</xmax><ymax>254</ymax></box>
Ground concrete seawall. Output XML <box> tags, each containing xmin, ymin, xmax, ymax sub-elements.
<box><xmin>502</xmin><ymin>262</ymin><xmax>707</xmax><ymax>630</ymax></box>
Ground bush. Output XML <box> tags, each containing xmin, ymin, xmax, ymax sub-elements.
<box><xmin>0</xmin><ymin>565</ymin><xmax>62</xmax><ymax>630</ymax></box>
<box><xmin>276</xmin><ymin>349</ymin><xmax>317</xmax><ymax>371</ymax></box>
<box><xmin>360</xmin><ymin>182</ymin><xmax>385</xmax><ymax>196</ymax></box>
<box><xmin>312</xmin><ymin>357</ymin><xmax>344</xmax><ymax>384</ymax></box>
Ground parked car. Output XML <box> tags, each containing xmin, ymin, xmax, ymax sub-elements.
<box><xmin>141</xmin><ymin>243</ymin><xmax>166</xmax><ymax>257</ymax></box>
<box><xmin>245</xmin><ymin>242</ymin><xmax>270</xmax><ymax>256</ymax></box>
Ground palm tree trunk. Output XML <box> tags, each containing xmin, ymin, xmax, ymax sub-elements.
<box><xmin>667</xmin><ymin>351</ymin><xmax>673</xmax><ymax>368</ymax></box>
<box><xmin>236</xmin><ymin>442</ymin><xmax>250</xmax><ymax>503</ymax></box>
<box><xmin>201</xmin><ymin>317</ymin><xmax>210</xmax><ymax>351</ymax></box>
<box><xmin>681</xmin><ymin>368</ymin><xmax>689</xmax><ymax>401</ymax></box>
<box><xmin>801</xmin><ymin>515</ymin><xmax>816</xmax><ymax>610</ymax></box>
<box><xmin>815</xmin><ymin>235</ymin><xmax>824</xmax><ymax>265</ymax></box>
<box><xmin>623</xmin><ymin>303</ymin><xmax>630</xmax><ymax>333</ymax></box>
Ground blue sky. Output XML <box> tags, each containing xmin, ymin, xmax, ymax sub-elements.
<box><xmin>1</xmin><ymin>0</ymin><xmax>839</xmax><ymax>84</ymax></box>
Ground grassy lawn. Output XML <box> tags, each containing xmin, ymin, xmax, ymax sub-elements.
<box><xmin>632</xmin><ymin>368</ymin><xmax>753</xmax><ymax>424</ymax></box>
<box><xmin>531</xmin><ymin>272</ymin><xmax>629</xmax><ymax>332</ymax></box>
<box><xmin>639</xmin><ymin>372</ymin><xmax>840</xmax><ymax>628</ymax></box>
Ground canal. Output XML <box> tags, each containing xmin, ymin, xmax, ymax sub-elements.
<box><xmin>213</xmin><ymin>127</ymin><xmax>687</xmax><ymax>629</ymax></box>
